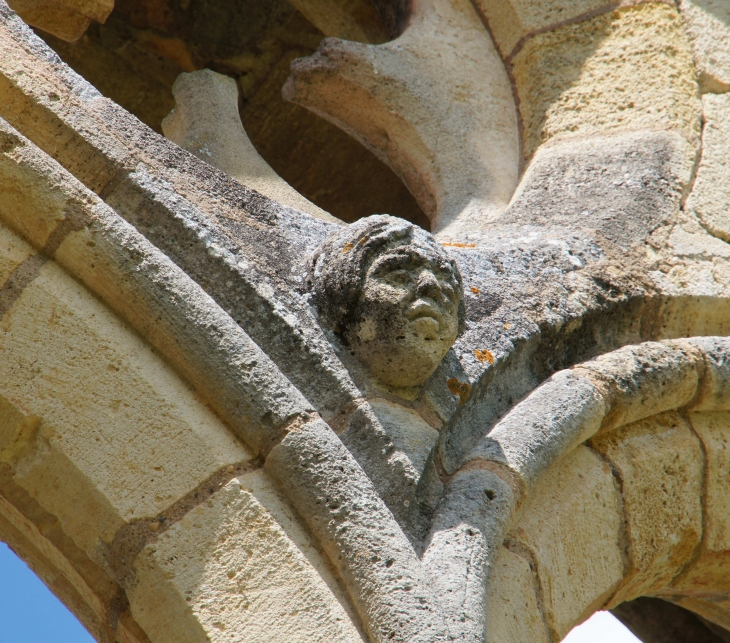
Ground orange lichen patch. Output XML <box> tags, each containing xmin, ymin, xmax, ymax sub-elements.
<box><xmin>342</xmin><ymin>242</ymin><xmax>354</xmax><ymax>253</ymax></box>
<box><xmin>470</xmin><ymin>286</ymin><xmax>481</xmax><ymax>294</ymax></box>
<box><xmin>447</xmin><ymin>378</ymin><xmax>471</xmax><ymax>405</ymax></box>
<box><xmin>442</xmin><ymin>242</ymin><xmax>476</xmax><ymax>248</ymax></box>
<box><xmin>474</xmin><ymin>349</ymin><xmax>495</xmax><ymax>364</ymax></box>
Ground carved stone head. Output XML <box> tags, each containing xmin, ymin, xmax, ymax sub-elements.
<box><xmin>307</xmin><ymin>215</ymin><xmax>464</xmax><ymax>389</ymax></box>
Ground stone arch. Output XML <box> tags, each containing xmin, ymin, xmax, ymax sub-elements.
<box><xmin>465</xmin><ymin>338</ymin><xmax>730</xmax><ymax>642</ymax></box>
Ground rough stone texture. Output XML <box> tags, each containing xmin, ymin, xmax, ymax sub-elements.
<box><xmin>0</xmin><ymin>254</ymin><xmax>253</xmax><ymax>550</ymax></box>
<box><xmin>590</xmin><ymin>411</ymin><xmax>704</xmax><ymax>605</ymax></box>
<box><xmin>37</xmin><ymin>1</ymin><xmax>427</xmax><ymax>225</ymax></box>
<box><xmin>266</xmin><ymin>419</ymin><xmax>449</xmax><ymax>643</ymax></box>
<box><xmin>669</xmin><ymin>411</ymin><xmax>730</xmax><ymax>592</ymax></box>
<box><xmin>130</xmin><ymin>471</ymin><xmax>364</xmax><ymax>643</ymax></box>
<box><xmin>485</xmin><ymin>547</ymin><xmax>549</xmax><ymax>643</ymax></box>
<box><xmin>686</xmin><ymin>94</ymin><xmax>730</xmax><ymax>242</ymax></box>
<box><xmin>511</xmin><ymin>3</ymin><xmax>701</xmax><ymax>159</ymax></box>
<box><xmin>508</xmin><ymin>446</ymin><xmax>624</xmax><ymax>640</ymax></box>
<box><xmin>678</xmin><ymin>0</ymin><xmax>730</xmax><ymax>91</ymax></box>
<box><xmin>472</xmin><ymin>0</ymin><xmax>610</xmax><ymax>59</ymax></box>
<box><xmin>7</xmin><ymin>0</ymin><xmax>90</xmax><ymax>41</ymax></box>
<box><xmin>285</xmin><ymin>0</ymin><xmax>520</xmax><ymax>236</ymax></box>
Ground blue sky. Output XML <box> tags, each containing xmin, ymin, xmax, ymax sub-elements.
<box><xmin>0</xmin><ymin>541</ymin><xmax>639</xmax><ymax>642</ymax></box>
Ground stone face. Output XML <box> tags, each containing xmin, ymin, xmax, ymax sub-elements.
<box><xmin>485</xmin><ymin>546</ymin><xmax>549</xmax><ymax>643</ymax></box>
<box><xmin>306</xmin><ymin>215</ymin><xmax>464</xmax><ymax>389</ymax></box>
<box><xmin>678</xmin><ymin>0</ymin><xmax>730</xmax><ymax>91</ymax></box>
<box><xmin>590</xmin><ymin>411</ymin><xmax>704</xmax><ymax>605</ymax></box>
<box><xmin>509</xmin><ymin>446</ymin><xmax>624</xmax><ymax>639</ymax></box>
<box><xmin>512</xmin><ymin>3</ymin><xmax>701</xmax><ymax>159</ymax></box>
<box><xmin>130</xmin><ymin>471</ymin><xmax>364</xmax><ymax>643</ymax></box>
<box><xmin>686</xmin><ymin>94</ymin><xmax>730</xmax><ymax>243</ymax></box>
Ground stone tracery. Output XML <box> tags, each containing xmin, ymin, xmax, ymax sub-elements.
<box><xmin>0</xmin><ymin>1</ymin><xmax>728</xmax><ymax>642</ymax></box>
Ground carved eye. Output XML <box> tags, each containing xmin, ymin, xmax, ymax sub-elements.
<box><xmin>380</xmin><ymin>269</ymin><xmax>413</xmax><ymax>286</ymax></box>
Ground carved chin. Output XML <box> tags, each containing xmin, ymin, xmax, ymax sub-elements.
<box><xmin>353</xmin><ymin>334</ymin><xmax>451</xmax><ymax>389</ymax></box>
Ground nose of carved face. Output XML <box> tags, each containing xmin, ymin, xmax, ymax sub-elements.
<box><xmin>351</xmin><ymin>265</ymin><xmax>460</xmax><ymax>390</ymax></box>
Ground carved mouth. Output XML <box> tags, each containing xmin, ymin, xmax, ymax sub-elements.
<box><xmin>407</xmin><ymin>300</ymin><xmax>443</xmax><ymax>326</ymax></box>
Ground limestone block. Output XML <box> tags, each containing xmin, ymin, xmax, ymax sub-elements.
<box><xmin>472</xmin><ymin>0</ymin><xmax>610</xmax><ymax>59</ymax></box>
<box><xmin>670</xmin><ymin>596</ymin><xmax>730</xmax><ymax>631</ymax></box>
<box><xmin>503</xmin><ymin>130</ymin><xmax>697</xmax><ymax>251</ymax></box>
<box><xmin>162</xmin><ymin>70</ymin><xmax>338</xmax><ymax>224</ymax></box>
<box><xmin>688</xmin><ymin>337</ymin><xmax>730</xmax><ymax>411</ymax></box>
<box><xmin>0</xmin><ymin>258</ymin><xmax>253</xmax><ymax>553</ymax></box>
<box><xmin>485</xmin><ymin>546</ymin><xmax>549</xmax><ymax>643</ymax></box>
<box><xmin>574</xmin><ymin>340</ymin><xmax>703</xmax><ymax>432</ymax></box>
<box><xmin>512</xmin><ymin>3</ymin><xmax>701</xmax><ymax>159</ymax></box>
<box><xmin>669</xmin><ymin>411</ymin><xmax>730</xmax><ymax>591</ymax></box>
<box><xmin>509</xmin><ymin>446</ymin><xmax>623</xmax><ymax>639</ymax></box>
<box><xmin>590</xmin><ymin>411</ymin><xmax>704</xmax><ymax>604</ymax></box>
<box><xmin>285</xmin><ymin>0</ymin><xmax>519</xmax><ymax>236</ymax></box>
<box><xmin>686</xmin><ymin>94</ymin><xmax>730</xmax><ymax>242</ymax></box>
<box><xmin>471</xmin><ymin>371</ymin><xmax>605</xmax><ymax>492</ymax></box>
<box><xmin>0</xmin><ymin>220</ymin><xmax>34</xmax><ymax>285</ymax></box>
<box><xmin>7</xmin><ymin>0</ymin><xmax>90</xmax><ymax>42</ymax></box>
<box><xmin>129</xmin><ymin>471</ymin><xmax>363</xmax><ymax>643</ymax></box>
<box><xmin>678</xmin><ymin>0</ymin><xmax>730</xmax><ymax>91</ymax></box>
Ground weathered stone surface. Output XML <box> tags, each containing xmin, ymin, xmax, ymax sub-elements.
<box><xmin>678</xmin><ymin>0</ymin><xmax>730</xmax><ymax>91</ymax></box>
<box><xmin>574</xmin><ymin>340</ymin><xmax>703</xmax><ymax>432</ymax></box>
<box><xmin>509</xmin><ymin>446</ymin><xmax>623</xmax><ymax>639</ymax></box>
<box><xmin>470</xmin><ymin>370</ymin><xmax>605</xmax><ymax>492</ymax></box>
<box><xmin>688</xmin><ymin>337</ymin><xmax>730</xmax><ymax>411</ymax></box>
<box><xmin>472</xmin><ymin>0</ymin><xmax>610</xmax><ymax>59</ymax></box>
<box><xmin>590</xmin><ymin>411</ymin><xmax>704</xmax><ymax>605</ymax></box>
<box><xmin>7</xmin><ymin>0</ymin><xmax>89</xmax><ymax>42</ymax></box>
<box><xmin>266</xmin><ymin>419</ymin><xmax>448</xmax><ymax>643</ymax></box>
<box><xmin>162</xmin><ymin>69</ymin><xmax>337</xmax><ymax>223</ymax></box>
<box><xmin>130</xmin><ymin>471</ymin><xmax>364</xmax><ymax>643</ymax></box>
<box><xmin>0</xmin><ymin>256</ymin><xmax>253</xmax><ymax>552</ymax></box>
<box><xmin>423</xmin><ymin>468</ymin><xmax>514</xmax><ymax>641</ymax></box>
<box><xmin>485</xmin><ymin>546</ymin><xmax>549</xmax><ymax>643</ymax></box>
<box><xmin>501</xmin><ymin>130</ymin><xmax>697</xmax><ymax>251</ymax></box>
<box><xmin>285</xmin><ymin>0</ymin><xmax>519</xmax><ymax>236</ymax></box>
<box><xmin>512</xmin><ymin>3</ymin><xmax>701</xmax><ymax>159</ymax></box>
<box><xmin>686</xmin><ymin>94</ymin><xmax>730</xmax><ymax>242</ymax></box>
<box><xmin>669</xmin><ymin>411</ymin><xmax>730</xmax><ymax>591</ymax></box>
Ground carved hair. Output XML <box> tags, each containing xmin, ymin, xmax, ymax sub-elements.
<box><xmin>305</xmin><ymin>214</ymin><xmax>464</xmax><ymax>336</ymax></box>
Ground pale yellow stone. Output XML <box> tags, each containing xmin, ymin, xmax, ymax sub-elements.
<box><xmin>670</xmin><ymin>596</ymin><xmax>730</xmax><ymax>631</ymax></box>
<box><xmin>512</xmin><ymin>3</ymin><xmax>701</xmax><ymax>159</ymax></box>
<box><xmin>130</xmin><ymin>471</ymin><xmax>364</xmax><ymax>643</ymax></box>
<box><xmin>0</xmin><ymin>259</ymin><xmax>253</xmax><ymax>553</ymax></box>
<box><xmin>509</xmin><ymin>446</ymin><xmax>623</xmax><ymax>639</ymax></box>
<box><xmin>669</xmin><ymin>411</ymin><xmax>730</xmax><ymax>592</ymax></box>
<box><xmin>686</xmin><ymin>94</ymin><xmax>730</xmax><ymax>243</ymax></box>
<box><xmin>0</xmin><ymin>222</ymin><xmax>34</xmax><ymax>284</ymax></box>
<box><xmin>678</xmin><ymin>0</ymin><xmax>730</xmax><ymax>91</ymax></box>
<box><xmin>590</xmin><ymin>412</ymin><xmax>703</xmax><ymax>605</ymax></box>
<box><xmin>6</xmin><ymin>0</ymin><xmax>90</xmax><ymax>42</ymax></box>
<box><xmin>472</xmin><ymin>0</ymin><xmax>610</xmax><ymax>58</ymax></box>
<box><xmin>486</xmin><ymin>546</ymin><xmax>549</xmax><ymax>643</ymax></box>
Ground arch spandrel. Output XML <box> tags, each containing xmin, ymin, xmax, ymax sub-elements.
<box><xmin>0</xmin><ymin>0</ymin><xmax>729</xmax><ymax>641</ymax></box>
